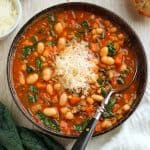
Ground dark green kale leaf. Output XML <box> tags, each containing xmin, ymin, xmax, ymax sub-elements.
<box><xmin>74</xmin><ymin>118</ymin><xmax>90</xmax><ymax>132</ymax></box>
<box><xmin>28</xmin><ymin>85</ymin><xmax>38</xmax><ymax>103</ymax></box>
<box><xmin>107</xmin><ymin>42</ymin><xmax>116</xmax><ymax>56</ymax></box>
<box><xmin>36</xmin><ymin>111</ymin><xmax>60</xmax><ymax>132</ymax></box>
<box><xmin>22</xmin><ymin>46</ymin><xmax>34</xmax><ymax>58</ymax></box>
<box><xmin>31</xmin><ymin>35</ymin><xmax>38</xmax><ymax>45</ymax></box>
<box><xmin>80</xmin><ymin>20</ymin><xmax>90</xmax><ymax>30</ymax></box>
<box><xmin>26</xmin><ymin>65</ymin><xmax>35</xmax><ymax>74</ymax></box>
<box><xmin>103</xmin><ymin>98</ymin><xmax>116</xmax><ymax>118</ymax></box>
<box><xmin>48</xmin><ymin>14</ymin><xmax>56</xmax><ymax>25</ymax></box>
<box><xmin>35</xmin><ymin>57</ymin><xmax>43</xmax><ymax>71</ymax></box>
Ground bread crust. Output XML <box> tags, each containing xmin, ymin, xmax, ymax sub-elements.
<box><xmin>131</xmin><ymin>0</ymin><xmax>150</xmax><ymax>17</ymax></box>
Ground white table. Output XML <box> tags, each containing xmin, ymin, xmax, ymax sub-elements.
<box><xmin>0</xmin><ymin>0</ymin><xmax>150</xmax><ymax>150</ymax></box>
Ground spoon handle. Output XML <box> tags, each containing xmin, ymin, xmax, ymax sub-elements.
<box><xmin>71</xmin><ymin>116</ymin><xmax>101</xmax><ymax>150</ymax></box>
<box><xmin>71</xmin><ymin>91</ymin><xmax>114</xmax><ymax>150</ymax></box>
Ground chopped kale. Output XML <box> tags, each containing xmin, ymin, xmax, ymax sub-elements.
<box><xmin>35</xmin><ymin>57</ymin><xmax>43</xmax><ymax>71</ymax></box>
<box><xmin>31</xmin><ymin>35</ymin><xmax>38</xmax><ymax>44</ymax></box>
<box><xmin>36</xmin><ymin>112</ymin><xmax>60</xmax><ymax>132</ymax></box>
<box><xmin>107</xmin><ymin>42</ymin><xmax>117</xmax><ymax>56</ymax></box>
<box><xmin>28</xmin><ymin>85</ymin><xmax>38</xmax><ymax>103</ymax></box>
<box><xmin>117</xmin><ymin>77</ymin><xmax>125</xmax><ymax>85</ymax></box>
<box><xmin>26</xmin><ymin>65</ymin><xmax>35</xmax><ymax>73</ymax></box>
<box><xmin>97</xmin><ymin>79</ymin><xmax>104</xmax><ymax>86</ymax></box>
<box><xmin>101</xmin><ymin>87</ymin><xmax>108</xmax><ymax>98</ymax></box>
<box><xmin>28</xmin><ymin>93</ymin><xmax>38</xmax><ymax>103</ymax></box>
<box><xmin>28</xmin><ymin>85</ymin><xmax>38</xmax><ymax>94</ymax></box>
<box><xmin>103</xmin><ymin>98</ymin><xmax>116</xmax><ymax>118</ymax></box>
<box><xmin>50</xmin><ymin>30</ymin><xmax>57</xmax><ymax>38</ymax></box>
<box><xmin>74</xmin><ymin>118</ymin><xmax>90</xmax><ymax>132</ymax></box>
<box><xmin>100</xmin><ymin>32</ymin><xmax>105</xmax><ymax>39</ymax></box>
<box><xmin>74</xmin><ymin>30</ymin><xmax>85</xmax><ymax>39</ymax></box>
<box><xmin>22</xmin><ymin>46</ymin><xmax>34</xmax><ymax>58</ymax></box>
<box><xmin>46</xmin><ymin>41</ymin><xmax>56</xmax><ymax>46</ymax></box>
<box><xmin>80</xmin><ymin>20</ymin><xmax>90</xmax><ymax>30</ymax></box>
<box><xmin>48</xmin><ymin>15</ymin><xmax>56</xmax><ymax>24</ymax></box>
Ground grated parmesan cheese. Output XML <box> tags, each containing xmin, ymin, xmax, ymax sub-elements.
<box><xmin>0</xmin><ymin>0</ymin><xmax>18</xmax><ymax>36</ymax></box>
<box><xmin>55</xmin><ymin>41</ymin><xmax>98</xmax><ymax>94</ymax></box>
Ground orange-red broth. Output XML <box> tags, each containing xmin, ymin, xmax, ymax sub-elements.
<box><xmin>12</xmin><ymin>10</ymin><xmax>137</xmax><ymax>135</ymax></box>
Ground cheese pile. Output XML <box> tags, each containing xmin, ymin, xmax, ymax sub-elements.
<box><xmin>55</xmin><ymin>41</ymin><xmax>98</xmax><ymax>94</ymax></box>
<box><xmin>0</xmin><ymin>0</ymin><xmax>17</xmax><ymax>36</ymax></box>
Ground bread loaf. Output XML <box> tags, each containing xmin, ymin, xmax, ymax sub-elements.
<box><xmin>131</xmin><ymin>0</ymin><xmax>150</xmax><ymax>17</ymax></box>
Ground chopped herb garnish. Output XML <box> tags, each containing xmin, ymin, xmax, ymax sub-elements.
<box><xmin>31</xmin><ymin>35</ymin><xmax>38</xmax><ymax>44</ymax></box>
<box><xmin>46</xmin><ymin>41</ymin><xmax>55</xmax><ymax>46</ymax></box>
<box><xmin>103</xmin><ymin>98</ymin><xmax>116</xmax><ymax>118</ymax></box>
<box><xmin>37</xmin><ymin>28</ymin><xmax>44</xmax><ymax>33</ymax></box>
<box><xmin>117</xmin><ymin>69</ymin><xmax>130</xmax><ymax>85</ymax></box>
<box><xmin>22</xmin><ymin>46</ymin><xmax>34</xmax><ymax>58</ymax></box>
<box><xmin>100</xmin><ymin>32</ymin><xmax>105</xmax><ymax>39</ymax></box>
<box><xmin>117</xmin><ymin>77</ymin><xmax>125</xmax><ymax>85</ymax></box>
<box><xmin>36</xmin><ymin>111</ymin><xmax>60</xmax><ymax>132</ymax></box>
<box><xmin>74</xmin><ymin>118</ymin><xmax>90</xmax><ymax>132</ymax></box>
<box><xmin>101</xmin><ymin>87</ymin><xmax>107</xmax><ymax>98</ymax></box>
<box><xmin>27</xmin><ymin>85</ymin><xmax>38</xmax><ymax>103</ymax></box>
<box><xmin>107</xmin><ymin>42</ymin><xmax>116</xmax><ymax>56</ymax></box>
<box><xmin>35</xmin><ymin>57</ymin><xmax>43</xmax><ymax>71</ymax></box>
<box><xmin>28</xmin><ymin>85</ymin><xmax>38</xmax><ymax>94</ymax></box>
<box><xmin>50</xmin><ymin>30</ymin><xmax>57</xmax><ymax>38</ymax></box>
<box><xmin>74</xmin><ymin>30</ymin><xmax>85</xmax><ymax>39</ymax></box>
<box><xmin>48</xmin><ymin>15</ymin><xmax>56</xmax><ymax>25</ymax></box>
<box><xmin>80</xmin><ymin>20</ymin><xmax>90</xmax><ymax>30</ymax></box>
<box><xmin>28</xmin><ymin>93</ymin><xmax>37</xmax><ymax>103</ymax></box>
<box><xmin>97</xmin><ymin>79</ymin><xmax>104</xmax><ymax>86</ymax></box>
<box><xmin>120</xmin><ymin>69</ymin><xmax>129</xmax><ymax>78</ymax></box>
<box><xmin>26</xmin><ymin>65</ymin><xmax>35</xmax><ymax>73</ymax></box>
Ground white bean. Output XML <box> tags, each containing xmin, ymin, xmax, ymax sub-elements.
<box><xmin>65</xmin><ymin>112</ymin><xmax>74</xmax><ymax>120</ymax></box>
<box><xmin>59</xmin><ymin>93</ymin><xmax>68</xmax><ymax>106</ymax></box>
<box><xmin>21</xmin><ymin>64</ymin><xmax>26</xmax><ymax>71</ymax></box>
<box><xmin>54</xmin><ymin>22</ymin><xmax>64</xmax><ymax>34</ymax></box>
<box><xmin>57</xmin><ymin>37</ymin><xmax>66</xmax><ymax>50</ymax></box>
<box><xmin>101</xmin><ymin>56</ymin><xmax>114</xmax><ymax>65</ymax></box>
<box><xmin>101</xmin><ymin>120</ymin><xmax>112</xmax><ymax>128</ymax></box>
<box><xmin>19</xmin><ymin>72</ymin><xmax>25</xmax><ymax>85</ymax></box>
<box><xmin>43</xmin><ymin>107</ymin><xmax>58</xmax><ymax>117</ymax></box>
<box><xmin>108</xmin><ymin>70</ymin><xmax>114</xmax><ymax>79</ymax></box>
<box><xmin>54</xmin><ymin>83</ymin><xmax>61</xmax><ymax>91</ymax></box>
<box><xmin>110</xmin><ymin>27</ymin><xmax>117</xmax><ymax>33</ymax></box>
<box><xmin>122</xmin><ymin>104</ymin><xmax>130</xmax><ymax>112</ymax></box>
<box><xmin>91</xmin><ymin>29</ymin><xmax>96</xmax><ymax>35</ymax></box>
<box><xmin>46</xmin><ymin>84</ymin><xmax>53</xmax><ymax>95</ymax></box>
<box><xmin>120</xmin><ymin>63</ymin><xmax>127</xmax><ymax>71</ymax></box>
<box><xmin>42</xmin><ymin>67</ymin><xmax>52</xmax><ymax>81</ymax></box>
<box><xmin>91</xmin><ymin>94</ymin><xmax>104</xmax><ymax>102</ymax></box>
<box><xmin>60</xmin><ymin>107</ymin><xmax>70</xmax><ymax>114</ymax></box>
<box><xmin>100</xmin><ymin>47</ymin><xmax>108</xmax><ymax>57</ymax></box>
<box><xmin>37</xmin><ymin>42</ymin><xmax>45</xmax><ymax>54</ymax></box>
<box><xmin>96</xmin><ymin>28</ymin><xmax>103</xmax><ymax>34</ymax></box>
<box><xmin>26</xmin><ymin>73</ymin><xmax>38</xmax><ymax>84</ymax></box>
<box><xmin>86</xmin><ymin>97</ymin><xmax>94</xmax><ymax>104</ymax></box>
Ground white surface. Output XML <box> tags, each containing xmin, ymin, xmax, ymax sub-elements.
<box><xmin>0</xmin><ymin>0</ymin><xmax>150</xmax><ymax>150</ymax></box>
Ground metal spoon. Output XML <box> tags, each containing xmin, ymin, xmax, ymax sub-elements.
<box><xmin>71</xmin><ymin>66</ymin><xmax>137</xmax><ymax>150</ymax></box>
